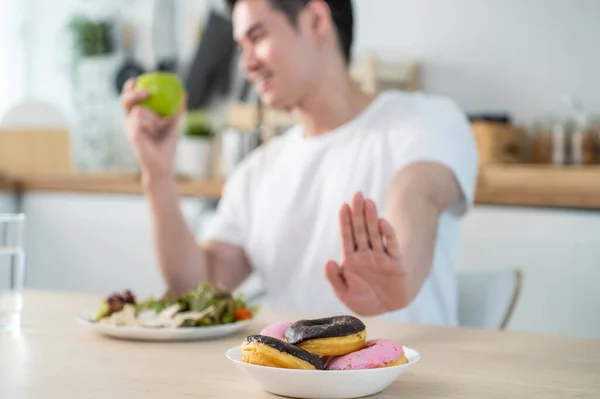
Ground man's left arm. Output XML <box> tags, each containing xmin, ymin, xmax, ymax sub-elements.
<box><xmin>325</xmin><ymin>160</ymin><xmax>469</xmax><ymax>316</ymax></box>
<box><xmin>381</xmin><ymin>160</ymin><xmax>464</xmax><ymax>308</ymax></box>
<box><xmin>325</xmin><ymin>99</ymin><xmax>477</xmax><ymax>316</ymax></box>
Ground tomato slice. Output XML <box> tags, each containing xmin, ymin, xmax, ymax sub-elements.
<box><xmin>234</xmin><ymin>308</ymin><xmax>253</xmax><ymax>321</ymax></box>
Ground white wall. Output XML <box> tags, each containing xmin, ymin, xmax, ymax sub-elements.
<box><xmin>458</xmin><ymin>206</ymin><xmax>600</xmax><ymax>340</ymax></box>
<box><xmin>17</xmin><ymin>0</ymin><xmax>600</xmax><ymax>124</ymax></box>
<box><xmin>0</xmin><ymin>0</ymin><xmax>28</xmax><ymax>118</ymax></box>
<box><xmin>353</xmin><ymin>0</ymin><xmax>600</xmax><ymax>123</ymax></box>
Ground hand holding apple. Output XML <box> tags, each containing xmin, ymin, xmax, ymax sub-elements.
<box><xmin>120</xmin><ymin>73</ymin><xmax>186</xmax><ymax>180</ymax></box>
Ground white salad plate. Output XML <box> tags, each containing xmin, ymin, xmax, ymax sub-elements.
<box><xmin>77</xmin><ymin>310</ymin><xmax>253</xmax><ymax>342</ymax></box>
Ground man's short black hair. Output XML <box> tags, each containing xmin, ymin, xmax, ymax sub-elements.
<box><xmin>226</xmin><ymin>0</ymin><xmax>354</xmax><ymax>65</ymax></box>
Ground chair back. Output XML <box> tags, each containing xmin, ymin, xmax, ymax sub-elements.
<box><xmin>458</xmin><ymin>269</ymin><xmax>523</xmax><ymax>330</ymax></box>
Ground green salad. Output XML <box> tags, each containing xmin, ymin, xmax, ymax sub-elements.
<box><xmin>94</xmin><ymin>282</ymin><xmax>259</xmax><ymax>328</ymax></box>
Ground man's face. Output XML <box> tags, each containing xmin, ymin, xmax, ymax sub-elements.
<box><xmin>232</xmin><ymin>0</ymin><xmax>316</xmax><ymax>109</ymax></box>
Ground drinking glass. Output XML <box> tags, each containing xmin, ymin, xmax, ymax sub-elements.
<box><xmin>0</xmin><ymin>214</ymin><xmax>26</xmax><ymax>331</ymax></box>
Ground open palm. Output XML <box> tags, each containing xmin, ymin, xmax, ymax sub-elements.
<box><xmin>325</xmin><ymin>192</ymin><xmax>407</xmax><ymax>316</ymax></box>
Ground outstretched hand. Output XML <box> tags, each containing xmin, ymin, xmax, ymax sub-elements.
<box><xmin>325</xmin><ymin>192</ymin><xmax>408</xmax><ymax>316</ymax></box>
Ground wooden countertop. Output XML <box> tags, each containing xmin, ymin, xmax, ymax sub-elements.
<box><xmin>3</xmin><ymin>165</ymin><xmax>600</xmax><ymax>209</ymax></box>
<box><xmin>2</xmin><ymin>290</ymin><xmax>599</xmax><ymax>398</ymax></box>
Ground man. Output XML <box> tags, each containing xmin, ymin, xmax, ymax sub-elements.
<box><xmin>120</xmin><ymin>0</ymin><xmax>478</xmax><ymax>325</ymax></box>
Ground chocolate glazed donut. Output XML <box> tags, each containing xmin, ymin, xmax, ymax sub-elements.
<box><xmin>241</xmin><ymin>335</ymin><xmax>325</xmax><ymax>370</ymax></box>
<box><xmin>285</xmin><ymin>316</ymin><xmax>367</xmax><ymax>357</ymax></box>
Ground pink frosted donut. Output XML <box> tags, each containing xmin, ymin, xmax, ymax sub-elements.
<box><xmin>325</xmin><ymin>339</ymin><xmax>408</xmax><ymax>370</ymax></box>
<box><xmin>259</xmin><ymin>321</ymin><xmax>295</xmax><ymax>341</ymax></box>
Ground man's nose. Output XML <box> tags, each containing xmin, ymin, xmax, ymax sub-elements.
<box><xmin>240</xmin><ymin>50</ymin><xmax>260</xmax><ymax>75</ymax></box>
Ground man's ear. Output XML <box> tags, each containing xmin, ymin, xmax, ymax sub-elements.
<box><xmin>301</xmin><ymin>0</ymin><xmax>334</xmax><ymax>39</ymax></box>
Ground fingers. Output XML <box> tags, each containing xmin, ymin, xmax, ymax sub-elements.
<box><xmin>121</xmin><ymin>91</ymin><xmax>149</xmax><ymax>115</ymax></box>
<box><xmin>364</xmin><ymin>199</ymin><xmax>384</xmax><ymax>252</ymax></box>
<box><xmin>380</xmin><ymin>219</ymin><xmax>401</xmax><ymax>259</ymax></box>
<box><xmin>351</xmin><ymin>192</ymin><xmax>369</xmax><ymax>251</ymax></box>
<box><xmin>340</xmin><ymin>193</ymin><xmax>384</xmax><ymax>253</ymax></box>
<box><xmin>122</xmin><ymin>78</ymin><xmax>136</xmax><ymax>93</ymax></box>
<box><xmin>120</xmin><ymin>78</ymin><xmax>148</xmax><ymax>114</ymax></box>
<box><xmin>132</xmin><ymin>106</ymin><xmax>164</xmax><ymax>129</ymax></box>
<box><xmin>126</xmin><ymin>106</ymin><xmax>166</xmax><ymax>144</ymax></box>
<box><xmin>136</xmin><ymin>118</ymin><xmax>154</xmax><ymax>136</ymax></box>
<box><xmin>126</xmin><ymin>116</ymin><xmax>150</xmax><ymax>149</ymax></box>
<box><xmin>324</xmin><ymin>260</ymin><xmax>347</xmax><ymax>299</ymax></box>
<box><xmin>339</xmin><ymin>203</ymin><xmax>356</xmax><ymax>256</ymax></box>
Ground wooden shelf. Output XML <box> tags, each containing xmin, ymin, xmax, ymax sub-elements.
<box><xmin>476</xmin><ymin>165</ymin><xmax>600</xmax><ymax>210</ymax></box>
<box><xmin>4</xmin><ymin>166</ymin><xmax>600</xmax><ymax>210</ymax></box>
<box><xmin>0</xmin><ymin>172</ymin><xmax>224</xmax><ymax>200</ymax></box>
<box><xmin>0</xmin><ymin>172</ymin><xmax>12</xmax><ymax>191</ymax></box>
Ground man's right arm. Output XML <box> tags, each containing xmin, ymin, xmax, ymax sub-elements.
<box><xmin>120</xmin><ymin>79</ymin><xmax>252</xmax><ymax>296</ymax></box>
<box><xmin>144</xmin><ymin>176</ymin><xmax>253</xmax><ymax>296</ymax></box>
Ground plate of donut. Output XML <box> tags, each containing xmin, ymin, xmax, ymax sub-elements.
<box><xmin>226</xmin><ymin>315</ymin><xmax>420</xmax><ymax>399</ymax></box>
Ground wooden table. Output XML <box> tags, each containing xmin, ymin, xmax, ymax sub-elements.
<box><xmin>1</xmin><ymin>291</ymin><xmax>599</xmax><ymax>398</ymax></box>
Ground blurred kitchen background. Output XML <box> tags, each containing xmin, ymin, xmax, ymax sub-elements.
<box><xmin>1</xmin><ymin>0</ymin><xmax>599</xmax><ymax>339</ymax></box>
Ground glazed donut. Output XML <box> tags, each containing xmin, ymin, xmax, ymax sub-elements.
<box><xmin>259</xmin><ymin>321</ymin><xmax>295</xmax><ymax>341</ymax></box>
<box><xmin>240</xmin><ymin>335</ymin><xmax>325</xmax><ymax>370</ymax></box>
<box><xmin>285</xmin><ymin>316</ymin><xmax>367</xmax><ymax>357</ymax></box>
<box><xmin>325</xmin><ymin>339</ymin><xmax>409</xmax><ymax>370</ymax></box>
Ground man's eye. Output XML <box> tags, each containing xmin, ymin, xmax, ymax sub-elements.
<box><xmin>249</xmin><ymin>31</ymin><xmax>266</xmax><ymax>43</ymax></box>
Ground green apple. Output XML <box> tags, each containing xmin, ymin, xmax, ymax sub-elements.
<box><xmin>135</xmin><ymin>72</ymin><xmax>184</xmax><ymax>118</ymax></box>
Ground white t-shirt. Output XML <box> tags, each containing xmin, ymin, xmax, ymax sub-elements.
<box><xmin>203</xmin><ymin>90</ymin><xmax>478</xmax><ymax>326</ymax></box>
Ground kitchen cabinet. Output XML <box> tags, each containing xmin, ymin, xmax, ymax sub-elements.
<box><xmin>0</xmin><ymin>192</ymin><xmax>16</xmax><ymax>214</ymax></box>
<box><xmin>458</xmin><ymin>206</ymin><xmax>600</xmax><ymax>339</ymax></box>
<box><xmin>21</xmin><ymin>192</ymin><xmax>213</xmax><ymax>297</ymax></box>
<box><xmin>21</xmin><ymin>191</ymin><xmax>263</xmax><ymax>302</ymax></box>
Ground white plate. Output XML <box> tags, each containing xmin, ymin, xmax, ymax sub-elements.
<box><xmin>76</xmin><ymin>310</ymin><xmax>253</xmax><ymax>342</ymax></box>
<box><xmin>225</xmin><ymin>345</ymin><xmax>420</xmax><ymax>399</ymax></box>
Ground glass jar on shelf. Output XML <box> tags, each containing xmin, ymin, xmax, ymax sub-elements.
<box><xmin>529</xmin><ymin>118</ymin><xmax>571</xmax><ymax>165</ymax></box>
<box><xmin>570</xmin><ymin>117</ymin><xmax>600</xmax><ymax>165</ymax></box>
<box><xmin>560</xmin><ymin>95</ymin><xmax>600</xmax><ymax>165</ymax></box>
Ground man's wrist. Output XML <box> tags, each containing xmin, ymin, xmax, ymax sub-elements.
<box><xmin>141</xmin><ymin>170</ymin><xmax>176</xmax><ymax>194</ymax></box>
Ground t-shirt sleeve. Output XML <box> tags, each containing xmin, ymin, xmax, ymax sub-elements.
<box><xmin>390</xmin><ymin>97</ymin><xmax>479</xmax><ymax>216</ymax></box>
<box><xmin>200</xmin><ymin>164</ymin><xmax>250</xmax><ymax>247</ymax></box>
